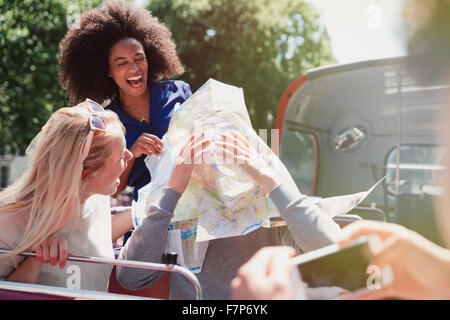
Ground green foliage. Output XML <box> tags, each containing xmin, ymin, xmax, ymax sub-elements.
<box><xmin>0</xmin><ymin>0</ymin><xmax>98</xmax><ymax>155</ymax></box>
<box><xmin>148</xmin><ymin>0</ymin><xmax>335</xmax><ymax>129</ymax></box>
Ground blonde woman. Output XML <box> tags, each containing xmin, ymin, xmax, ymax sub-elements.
<box><xmin>0</xmin><ymin>99</ymin><xmax>133</xmax><ymax>291</ymax></box>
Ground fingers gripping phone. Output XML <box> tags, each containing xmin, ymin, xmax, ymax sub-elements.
<box><xmin>290</xmin><ymin>235</ymin><xmax>387</xmax><ymax>292</ymax></box>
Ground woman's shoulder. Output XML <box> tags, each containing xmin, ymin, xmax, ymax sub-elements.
<box><xmin>83</xmin><ymin>195</ymin><xmax>111</xmax><ymax>218</ymax></box>
<box><xmin>154</xmin><ymin>79</ymin><xmax>190</xmax><ymax>89</ymax></box>
<box><xmin>153</xmin><ymin>80</ymin><xmax>192</xmax><ymax>98</ymax></box>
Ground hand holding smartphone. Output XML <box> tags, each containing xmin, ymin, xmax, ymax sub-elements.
<box><xmin>291</xmin><ymin>235</ymin><xmax>393</xmax><ymax>294</ymax></box>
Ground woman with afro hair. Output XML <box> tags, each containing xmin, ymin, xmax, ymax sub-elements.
<box><xmin>58</xmin><ymin>0</ymin><xmax>192</xmax><ymax>203</ymax></box>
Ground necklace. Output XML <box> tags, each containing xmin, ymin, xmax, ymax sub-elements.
<box><xmin>127</xmin><ymin>107</ymin><xmax>148</xmax><ymax>125</ymax></box>
<box><xmin>135</xmin><ymin>106</ymin><xmax>149</xmax><ymax>125</ymax></box>
<box><xmin>139</xmin><ymin>115</ymin><xmax>148</xmax><ymax>125</ymax></box>
<box><xmin>121</xmin><ymin>98</ymin><xmax>149</xmax><ymax>125</ymax></box>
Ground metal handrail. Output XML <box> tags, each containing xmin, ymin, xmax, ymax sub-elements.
<box><xmin>0</xmin><ymin>280</ymin><xmax>152</xmax><ymax>300</ymax></box>
<box><xmin>350</xmin><ymin>205</ymin><xmax>387</xmax><ymax>222</ymax></box>
<box><xmin>0</xmin><ymin>249</ymin><xmax>202</xmax><ymax>300</ymax></box>
<box><xmin>110</xmin><ymin>206</ymin><xmax>132</xmax><ymax>213</ymax></box>
<box><xmin>332</xmin><ymin>214</ymin><xmax>363</xmax><ymax>222</ymax></box>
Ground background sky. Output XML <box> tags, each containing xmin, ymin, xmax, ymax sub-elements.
<box><xmin>308</xmin><ymin>0</ymin><xmax>407</xmax><ymax>63</ymax></box>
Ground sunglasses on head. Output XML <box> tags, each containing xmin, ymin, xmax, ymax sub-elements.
<box><xmin>81</xmin><ymin>98</ymin><xmax>107</xmax><ymax>160</ymax></box>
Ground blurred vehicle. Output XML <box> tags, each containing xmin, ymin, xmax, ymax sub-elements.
<box><xmin>276</xmin><ymin>55</ymin><xmax>447</xmax><ymax>245</ymax></box>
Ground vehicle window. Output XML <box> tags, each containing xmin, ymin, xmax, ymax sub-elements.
<box><xmin>385</xmin><ymin>145</ymin><xmax>446</xmax><ymax>195</ymax></box>
<box><xmin>280</xmin><ymin>129</ymin><xmax>317</xmax><ymax>195</ymax></box>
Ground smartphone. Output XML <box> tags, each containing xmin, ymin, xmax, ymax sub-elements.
<box><xmin>291</xmin><ymin>236</ymin><xmax>375</xmax><ymax>291</ymax></box>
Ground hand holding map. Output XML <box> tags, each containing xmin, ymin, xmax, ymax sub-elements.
<box><xmin>216</xmin><ymin>131</ymin><xmax>282</xmax><ymax>194</ymax></box>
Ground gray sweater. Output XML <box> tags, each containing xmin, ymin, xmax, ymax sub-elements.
<box><xmin>116</xmin><ymin>183</ymin><xmax>342</xmax><ymax>299</ymax></box>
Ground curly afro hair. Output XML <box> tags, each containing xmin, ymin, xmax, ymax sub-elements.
<box><xmin>58</xmin><ymin>0</ymin><xmax>184</xmax><ymax>104</ymax></box>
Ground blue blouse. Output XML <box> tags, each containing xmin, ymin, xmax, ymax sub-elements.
<box><xmin>106</xmin><ymin>80</ymin><xmax>192</xmax><ymax>201</ymax></box>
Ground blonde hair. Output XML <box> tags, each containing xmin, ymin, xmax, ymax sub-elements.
<box><xmin>0</xmin><ymin>105</ymin><xmax>124</xmax><ymax>260</ymax></box>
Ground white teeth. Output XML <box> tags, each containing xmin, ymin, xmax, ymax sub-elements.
<box><xmin>127</xmin><ymin>75</ymin><xmax>142</xmax><ymax>81</ymax></box>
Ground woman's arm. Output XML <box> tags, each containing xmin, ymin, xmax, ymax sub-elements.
<box><xmin>116</xmin><ymin>133</ymin><xmax>209</xmax><ymax>290</ymax></box>
<box><xmin>5</xmin><ymin>257</ymin><xmax>43</xmax><ymax>283</ymax></box>
<box><xmin>116</xmin><ymin>186</ymin><xmax>181</xmax><ymax>289</ymax></box>
<box><xmin>4</xmin><ymin>237</ymin><xmax>68</xmax><ymax>284</ymax></box>
<box><xmin>111</xmin><ymin>209</ymin><xmax>133</xmax><ymax>243</ymax></box>
<box><xmin>269</xmin><ymin>183</ymin><xmax>342</xmax><ymax>252</ymax></box>
<box><xmin>217</xmin><ymin>131</ymin><xmax>341</xmax><ymax>252</ymax></box>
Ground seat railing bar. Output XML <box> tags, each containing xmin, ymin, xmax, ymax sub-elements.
<box><xmin>332</xmin><ymin>215</ymin><xmax>363</xmax><ymax>222</ymax></box>
<box><xmin>333</xmin><ymin>217</ymin><xmax>361</xmax><ymax>222</ymax></box>
<box><xmin>0</xmin><ymin>280</ymin><xmax>153</xmax><ymax>300</ymax></box>
<box><xmin>0</xmin><ymin>249</ymin><xmax>202</xmax><ymax>300</ymax></box>
<box><xmin>352</xmin><ymin>205</ymin><xmax>387</xmax><ymax>222</ymax></box>
<box><xmin>110</xmin><ymin>206</ymin><xmax>132</xmax><ymax>213</ymax></box>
